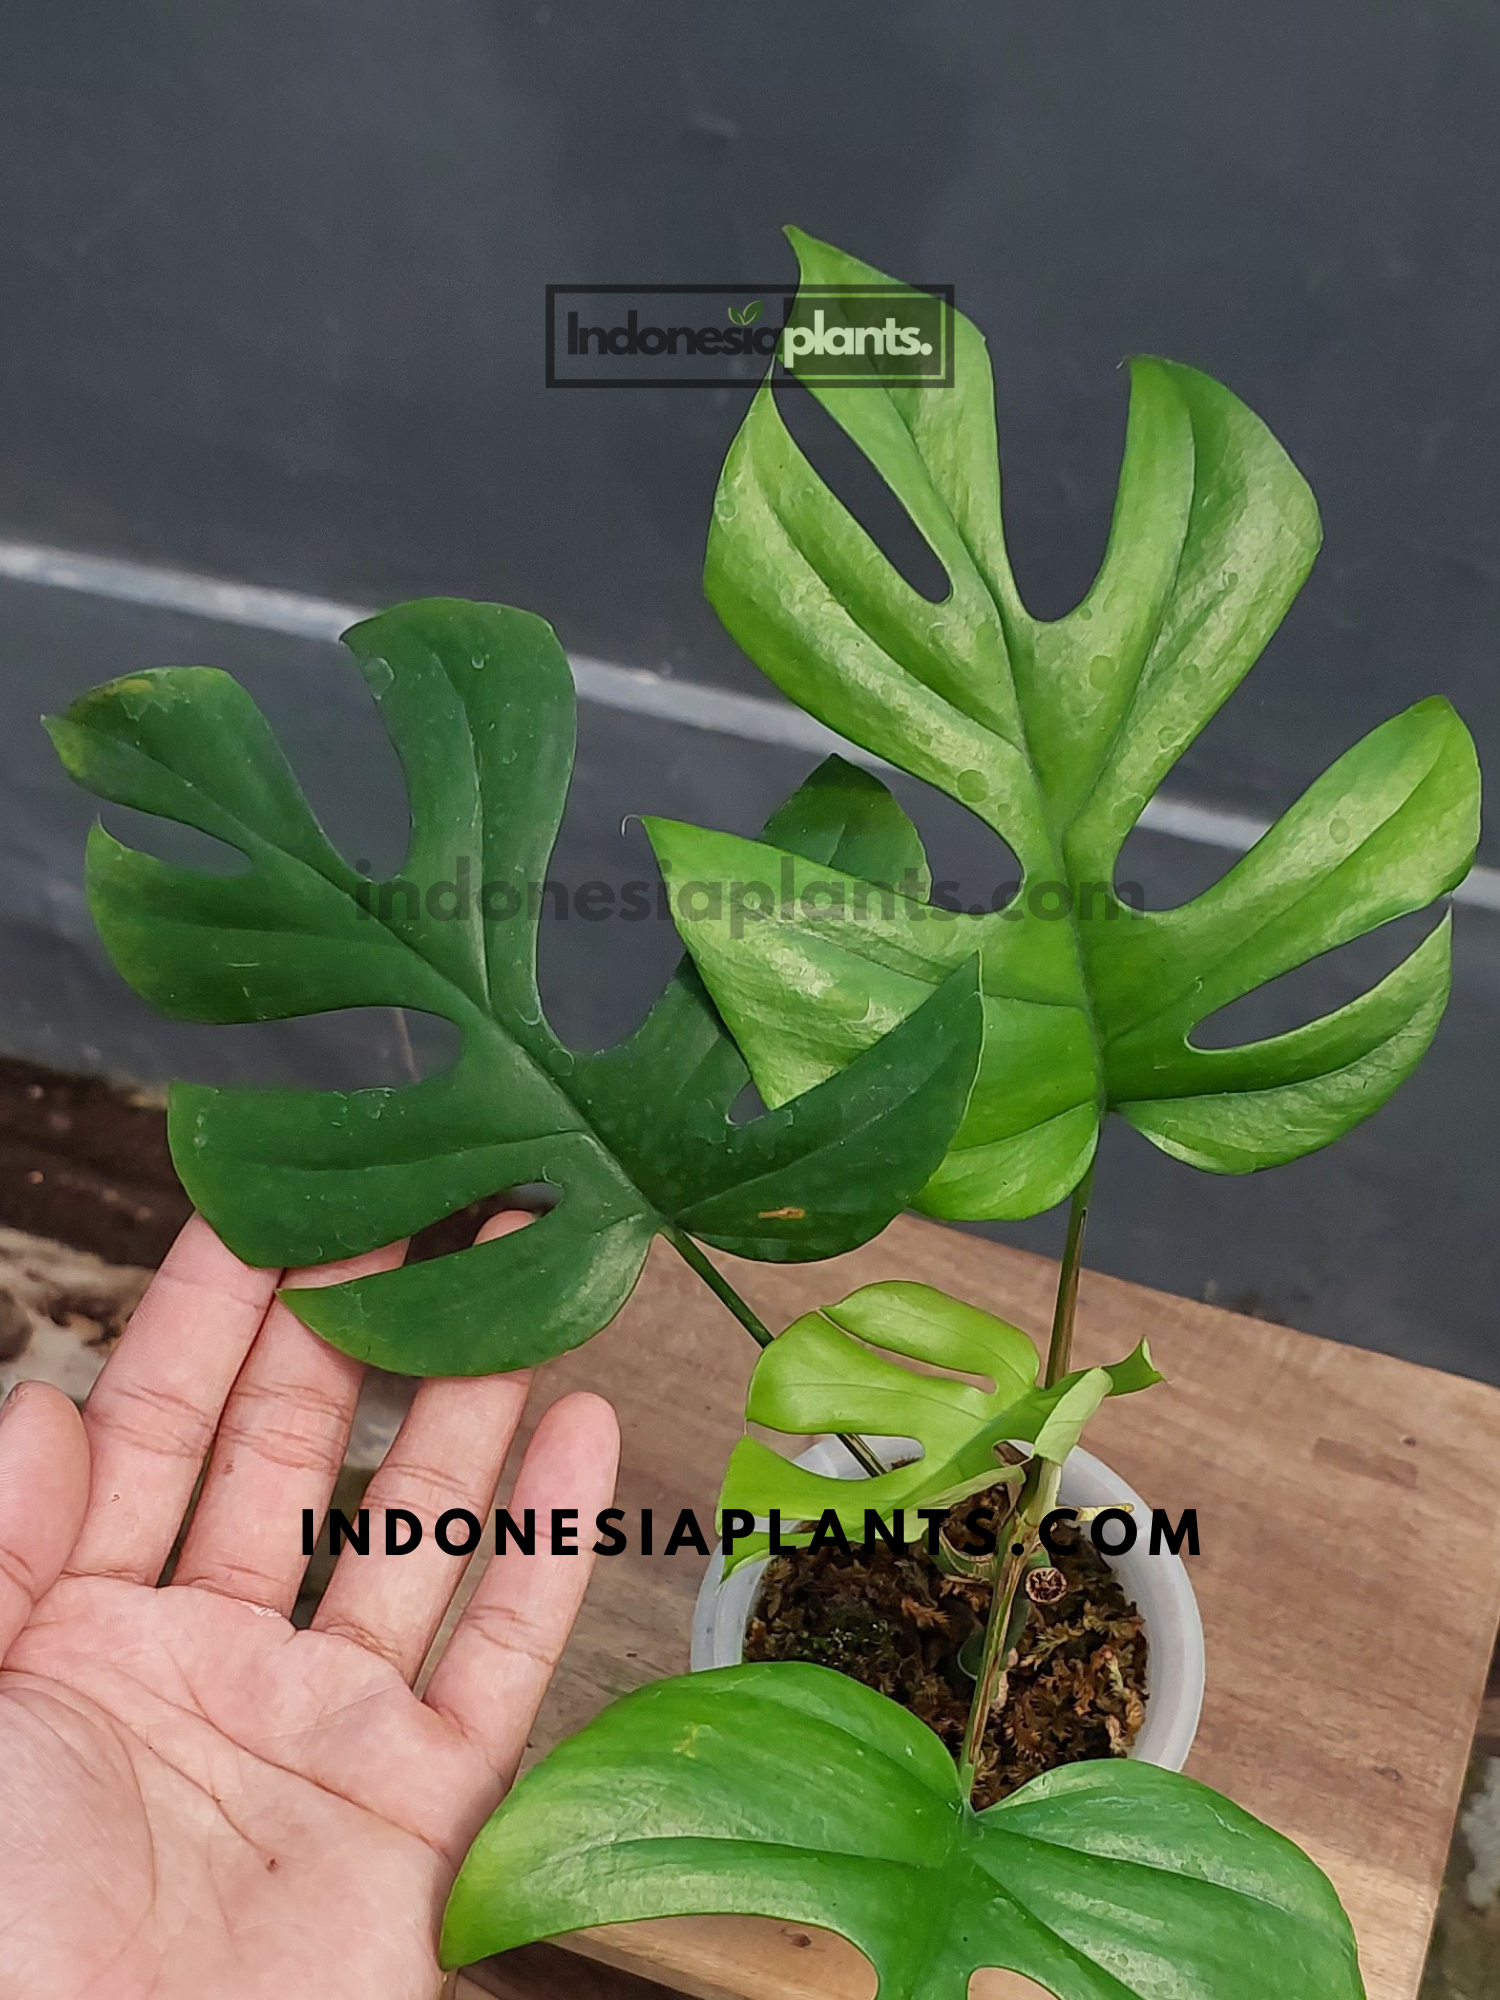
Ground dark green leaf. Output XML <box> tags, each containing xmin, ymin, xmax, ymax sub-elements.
<box><xmin>647</xmin><ymin>231</ymin><xmax>1480</xmax><ymax>1219</ymax></box>
<box><xmin>442</xmin><ymin>1663</ymin><xmax>1365</xmax><ymax>2000</ymax></box>
<box><xmin>761</xmin><ymin>751</ymin><xmax>930</xmax><ymax>894</ymax></box>
<box><xmin>47</xmin><ymin>600</ymin><xmax>982</xmax><ymax>1373</ymax></box>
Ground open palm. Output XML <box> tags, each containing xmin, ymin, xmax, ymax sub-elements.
<box><xmin>0</xmin><ymin>1211</ymin><xmax>619</xmax><ymax>2000</ymax></box>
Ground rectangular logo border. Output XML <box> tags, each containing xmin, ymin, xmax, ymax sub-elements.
<box><xmin>545</xmin><ymin>283</ymin><xmax>957</xmax><ymax>389</ymax></box>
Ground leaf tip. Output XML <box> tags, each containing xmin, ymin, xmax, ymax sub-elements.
<box><xmin>640</xmin><ymin>814</ymin><xmax>688</xmax><ymax>867</ymax></box>
<box><xmin>40</xmin><ymin>710</ymin><xmax>76</xmax><ymax>768</ymax></box>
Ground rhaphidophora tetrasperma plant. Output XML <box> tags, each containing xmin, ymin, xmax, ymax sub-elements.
<box><xmin>441</xmin><ymin>234</ymin><xmax>1478</xmax><ymax>1998</ymax></box>
<box><xmin>48</xmin><ymin>230</ymin><xmax>1477</xmax><ymax>1999</ymax></box>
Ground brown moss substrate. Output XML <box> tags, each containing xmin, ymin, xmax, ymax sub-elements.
<box><xmin>743</xmin><ymin>1496</ymin><xmax>1148</xmax><ymax>1808</ymax></box>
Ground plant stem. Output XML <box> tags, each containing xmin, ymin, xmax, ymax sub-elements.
<box><xmin>834</xmin><ymin>1431</ymin><xmax>887</xmax><ymax>1477</ymax></box>
<box><xmin>664</xmin><ymin>1227</ymin><xmax>886</xmax><ymax>1479</ymax></box>
<box><xmin>1043</xmin><ymin>1159</ymin><xmax>1095</xmax><ymax>1388</ymax></box>
<box><xmin>390</xmin><ymin>1007</ymin><xmax>419</xmax><ymax>1083</ymax></box>
<box><xmin>834</xmin><ymin>1431</ymin><xmax>888</xmax><ymax>1478</ymax></box>
<box><xmin>956</xmin><ymin>1454</ymin><xmax>1063</xmax><ymax>1803</ymax></box>
<box><xmin>957</xmin><ymin>1534</ymin><xmax>1028</xmax><ymax>1798</ymax></box>
<box><xmin>665</xmin><ymin>1226</ymin><xmax>776</xmax><ymax>1347</ymax></box>
<box><xmin>957</xmin><ymin>1165</ymin><xmax>1097</xmax><ymax>1803</ymax></box>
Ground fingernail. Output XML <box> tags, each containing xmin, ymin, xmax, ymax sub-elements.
<box><xmin>0</xmin><ymin>1382</ymin><xmax>26</xmax><ymax>1428</ymax></box>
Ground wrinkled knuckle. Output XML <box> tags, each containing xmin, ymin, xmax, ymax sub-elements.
<box><xmin>381</xmin><ymin>1460</ymin><xmax>481</xmax><ymax>1514</ymax></box>
<box><xmin>0</xmin><ymin>1539</ymin><xmax>41</xmax><ymax>1604</ymax></box>
<box><xmin>236</xmin><ymin>1377</ymin><xmax>353</xmax><ymax>1433</ymax></box>
<box><xmin>92</xmin><ymin>1378</ymin><xmax>217</xmax><ymax>1461</ymax></box>
<box><xmin>211</xmin><ymin>1410</ymin><xmax>344</xmax><ymax>1476</ymax></box>
<box><xmin>460</xmin><ymin>1598</ymin><xmax>556</xmax><ymax>1672</ymax></box>
<box><xmin>316</xmin><ymin>1612</ymin><xmax>407</xmax><ymax>1673</ymax></box>
<box><xmin>174</xmin><ymin>1558</ymin><xmax>287</xmax><ymax>1606</ymax></box>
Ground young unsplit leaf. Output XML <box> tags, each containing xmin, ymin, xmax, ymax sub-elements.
<box><xmin>45</xmin><ymin>599</ymin><xmax>982</xmax><ymax>1374</ymax></box>
<box><xmin>441</xmin><ymin>1663</ymin><xmax>1365</xmax><ymax>2000</ymax></box>
<box><xmin>716</xmin><ymin>1280</ymin><xmax>1160</xmax><ymax>1567</ymax></box>
<box><xmin>647</xmin><ymin>230</ymin><xmax>1481</xmax><ymax>1221</ymax></box>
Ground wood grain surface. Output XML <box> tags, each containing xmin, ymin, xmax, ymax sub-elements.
<box><xmin>443</xmin><ymin>1216</ymin><xmax>1500</xmax><ymax>2000</ymax></box>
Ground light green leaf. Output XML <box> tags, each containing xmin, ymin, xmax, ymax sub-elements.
<box><xmin>1030</xmin><ymin>1368</ymin><xmax>1112</xmax><ymax>1467</ymax></box>
<box><xmin>648</xmin><ymin>230</ymin><xmax>1479</xmax><ymax>1219</ymax></box>
<box><xmin>46</xmin><ymin>600</ymin><xmax>983</xmax><ymax>1374</ymax></box>
<box><xmin>717</xmin><ymin>1279</ymin><xmax>1159</xmax><ymax>1564</ymax></box>
<box><xmin>442</xmin><ymin>1663</ymin><xmax>1365</xmax><ymax>2000</ymax></box>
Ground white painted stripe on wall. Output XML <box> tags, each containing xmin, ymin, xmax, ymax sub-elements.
<box><xmin>0</xmin><ymin>539</ymin><xmax>366</xmax><ymax>643</ymax></box>
<box><xmin>4</xmin><ymin>534</ymin><xmax>1497</xmax><ymax>911</ymax></box>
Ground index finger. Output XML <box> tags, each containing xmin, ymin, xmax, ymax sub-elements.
<box><xmin>65</xmin><ymin>1215</ymin><xmax>282</xmax><ymax>1584</ymax></box>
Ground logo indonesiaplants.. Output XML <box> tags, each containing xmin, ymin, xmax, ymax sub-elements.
<box><xmin>546</xmin><ymin>282</ymin><xmax>955</xmax><ymax>388</ymax></box>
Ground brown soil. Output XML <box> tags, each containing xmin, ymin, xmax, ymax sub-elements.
<box><xmin>0</xmin><ymin>1056</ymin><xmax>188</xmax><ymax>1266</ymax></box>
<box><xmin>744</xmin><ymin>1491</ymin><xmax>1148</xmax><ymax>1808</ymax></box>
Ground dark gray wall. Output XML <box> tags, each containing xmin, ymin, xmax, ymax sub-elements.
<box><xmin>4</xmin><ymin>0</ymin><xmax>1500</xmax><ymax>832</ymax></box>
<box><xmin>1</xmin><ymin>1</ymin><xmax>1496</xmax><ymax>1378</ymax></box>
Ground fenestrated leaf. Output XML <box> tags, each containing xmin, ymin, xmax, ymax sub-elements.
<box><xmin>717</xmin><ymin>1279</ymin><xmax>1159</xmax><ymax>1565</ymax></box>
<box><xmin>46</xmin><ymin>599</ymin><xmax>982</xmax><ymax>1374</ymax></box>
<box><xmin>647</xmin><ymin>230</ymin><xmax>1480</xmax><ymax>1220</ymax></box>
<box><xmin>441</xmin><ymin>1663</ymin><xmax>1365</xmax><ymax>2000</ymax></box>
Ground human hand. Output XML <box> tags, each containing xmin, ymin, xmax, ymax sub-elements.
<box><xmin>0</xmin><ymin>1210</ymin><xmax>619</xmax><ymax>2000</ymax></box>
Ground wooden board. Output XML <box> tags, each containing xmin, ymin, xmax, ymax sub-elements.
<box><xmin>455</xmin><ymin>1941</ymin><xmax>679</xmax><ymax>1999</ymax></box>
<box><xmin>449</xmin><ymin>1216</ymin><xmax>1500</xmax><ymax>2000</ymax></box>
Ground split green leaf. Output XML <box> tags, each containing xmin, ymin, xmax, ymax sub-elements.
<box><xmin>442</xmin><ymin>1663</ymin><xmax>1365</xmax><ymax>2000</ymax></box>
<box><xmin>647</xmin><ymin>230</ymin><xmax>1480</xmax><ymax>1220</ymax></box>
<box><xmin>46</xmin><ymin>598</ymin><xmax>982</xmax><ymax>1373</ymax></box>
<box><xmin>717</xmin><ymin>1279</ymin><xmax>1160</xmax><ymax>1566</ymax></box>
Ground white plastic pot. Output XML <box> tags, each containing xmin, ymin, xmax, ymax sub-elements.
<box><xmin>691</xmin><ymin>1438</ymin><xmax>1205</xmax><ymax>1772</ymax></box>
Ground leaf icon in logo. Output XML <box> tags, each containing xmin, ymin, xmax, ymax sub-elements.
<box><xmin>728</xmin><ymin>299</ymin><xmax>763</xmax><ymax>326</ymax></box>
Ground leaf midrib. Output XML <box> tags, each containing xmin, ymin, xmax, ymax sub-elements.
<box><xmin>977</xmin><ymin>1813</ymin><xmax>1346</xmax><ymax>1933</ymax></box>
<box><xmin>125</xmin><ymin>740</ymin><xmax>664</xmax><ymax>1226</ymax></box>
<box><xmin>875</xmin><ymin>395</ymin><xmax>1126</xmax><ymax>1112</ymax></box>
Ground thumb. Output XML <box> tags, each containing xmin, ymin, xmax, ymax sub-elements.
<box><xmin>0</xmin><ymin>1383</ymin><xmax>90</xmax><ymax>1660</ymax></box>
